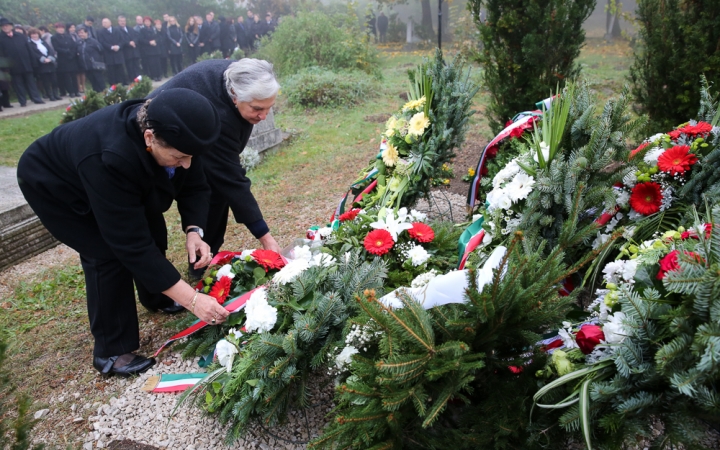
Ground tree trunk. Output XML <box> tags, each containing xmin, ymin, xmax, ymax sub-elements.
<box><xmin>421</xmin><ymin>0</ymin><xmax>434</xmax><ymax>34</ymax></box>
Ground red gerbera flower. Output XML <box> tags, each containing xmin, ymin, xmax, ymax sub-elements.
<box><xmin>679</xmin><ymin>121</ymin><xmax>712</xmax><ymax>137</ymax></box>
<box><xmin>408</xmin><ymin>222</ymin><xmax>435</xmax><ymax>243</ymax></box>
<box><xmin>363</xmin><ymin>229</ymin><xmax>394</xmax><ymax>256</ymax></box>
<box><xmin>629</xmin><ymin>142</ymin><xmax>650</xmax><ymax>159</ymax></box>
<box><xmin>339</xmin><ymin>208</ymin><xmax>361</xmax><ymax>222</ymax></box>
<box><xmin>667</xmin><ymin>129</ymin><xmax>683</xmax><ymax>140</ymax></box>
<box><xmin>209</xmin><ymin>276</ymin><xmax>232</xmax><ymax>304</ymax></box>
<box><xmin>251</xmin><ymin>249</ymin><xmax>286</xmax><ymax>272</ymax></box>
<box><xmin>657</xmin><ymin>145</ymin><xmax>698</xmax><ymax>175</ymax></box>
<box><xmin>629</xmin><ymin>182</ymin><xmax>663</xmax><ymax>215</ymax></box>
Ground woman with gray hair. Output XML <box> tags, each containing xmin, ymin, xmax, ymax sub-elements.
<box><xmin>147</xmin><ymin>58</ymin><xmax>281</xmax><ymax>279</ymax></box>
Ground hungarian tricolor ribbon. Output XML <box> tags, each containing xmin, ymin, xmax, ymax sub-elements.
<box><xmin>153</xmin><ymin>287</ymin><xmax>261</xmax><ymax>357</ymax></box>
<box><xmin>141</xmin><ymin>373</ymin><xmax>207</xmax><ymax>393</ymax></box>
<box><xmin>457</xmin><ymin>216</ymin><xmax>486</xmax><ymax>270</ymax></box>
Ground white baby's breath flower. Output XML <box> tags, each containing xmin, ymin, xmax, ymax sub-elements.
<box><xmin>410</xmin><ymin>269</ymin><xmax>438</xmax><ymax>288</ymax></box>
<box><xmin>244</xmin><ymin>288</ymin><xmax>277</xmax><ymax>333</ymax></box>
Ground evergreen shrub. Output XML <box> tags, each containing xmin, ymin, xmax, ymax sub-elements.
<box><xmin>468</xmin><ymin>0</ymin><xmax>595</xmax><ymax>133</ymax></box>
<box><xmin>60</xmin><ymin>76</ymin><xmax>153</xmax><ymax>124</ymax></box>
<box><xmin>283</xmin><ymin>67</ymin><xmax>378</xmax><ymax>108</ymax></box>
<box><xmin>254</xmin><ymin>9</ymin><xmax>381</xmax><ymax>78</ymax></box>
<box><xmin>630</xmin><ymin>0</ymin><xmax>720</xmax><ymax>132</ymax></box>
<box><xmin>196</xmin><ymin>50</ymin><xmax>224</xmax><ymax>62</ymax></box>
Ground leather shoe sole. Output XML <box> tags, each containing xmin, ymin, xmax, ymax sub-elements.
<box><xmin>93</xmin><ymin>354</ymin><xmax>155</xmax><ymax>377</ymax></box>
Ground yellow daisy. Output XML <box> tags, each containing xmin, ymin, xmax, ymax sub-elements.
<box><xmin>382</xmin><ymin>143</ymin><xmax>399</xmax><ymax>167</ymax></box>
<box><xmin>407</xmin><ymin>112</ymin><xmax>430</xmax><ymax>137</ymax></box>
<box><xmin>385</xmin><ymin>116</ymin><xmax>398</xmax><ymax>137</ymax></box>
<box><xmin>402</xmin><ymin>96</ymin><xmax>426</xmax><ymax>112</ymax></box>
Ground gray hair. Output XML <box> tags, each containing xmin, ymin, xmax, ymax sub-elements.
<box><xmin>224</xmin><ymin>59</ymin><xmax>280</xmax><ymax>103</ymax></box>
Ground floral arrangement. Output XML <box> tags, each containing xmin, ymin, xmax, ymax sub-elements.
<box><xmin>60</xmin><ymin>76</ymin><xmax>153</xmax><ymax>124</ymax></box>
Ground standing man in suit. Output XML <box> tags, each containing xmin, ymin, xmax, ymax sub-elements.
<box><xmin>0</xmin><ymin>17</ymin><xmax>44</xmax><ymax>106</ymax></box>
<box><xmin>118</xmin><ymin>15</ymin><xmax>141</xmax><ymax>82</ymax></box>
<box><xmin>84</xmin><ymin>16</ymin><xmax>97</xmax><ymax>39</ymax></box>
<box><xmin>97</xmin><ymin>18</ymin><xmax>125</xmax><ymax>85</ymax></box>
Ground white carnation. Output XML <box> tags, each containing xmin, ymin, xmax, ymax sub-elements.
<box><xmin>602</xmin><ymin>312</ymin><xmax>629</xmax><ymax>344</ymax></box>
<box><xmin>244</xmin><ymin>288</ymin><xmax>277</xmax><ymax>333</ymax></box>
<box><xmin>216</xmin><ymin>264</ymin><xmax>235</xmax><ymax>280</ymax></box>
<box><xmin>492</xmin><ymin>159</ymin><xmax>521</xmax><ymax>188</ymax></box>
<box><xmin>620</xmin><ymin>259</ymin><xmax>638</xmax><ymax>282</ymax></box>
<box><xmin>335</xmin><ymin>346</ymin><xmax>359</xmax><ymax>371</ymax></box>
<box><xmin>273</xmin><ymin>258</ymin><xmax>310</xmax><ymax>285</ymax></box>
<box><xmin>405</xmin><ymin>245</ymin><xmax>430</xmax><ymax>266</ymax></box>
<box><xmin>602</xmin><ymin>260</ymin><xmax>625</xmax><ymax>284</ymax></box>
<box><xmin>238</xmin><ymin>249</ymin><xmax>256</xmax><ymax>262</ymax></box>
<box><xmin>215</xmin><ymin>339</ymin><xmax>238</xmax><ymax>373</ymax></box>
<box><xmin>318</xmin><ymin>227</ymin><xmax>333</xmax><ymax>237</ymax></box>
<box><xmin>643</xmin><ymin>146</ymin><xmax>665</xmax><ymax>165</ymax></box>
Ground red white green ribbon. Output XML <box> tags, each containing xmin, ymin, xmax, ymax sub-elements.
<box><xmin>141</xmin><ymin>373</ymin><xmax>207</xmax><ymax>393</ymax></box>
<box><xmin>458</xmin><ymin>216</ymin><xmax>486</xmax><ymax>270</ymax></box>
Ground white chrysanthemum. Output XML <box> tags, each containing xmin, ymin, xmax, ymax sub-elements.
<box><xmin>244</xmin><ymin>288</ymin><xmax>277</xmax><ymax>333</ymax></box>
<box><xmin>558</xmin><ymin>327</ymin><xmax>578</xmax><ymax>349</ymax></box>
<box><xmin>272</xmin><ymin>259</ymin><xmax>310</xmax><ymax>285</ymax></box>
<box><xmin>405</xmin><ymin>245</ymin><xmax>430</xmax><ymax>266</ymax></box>
<box><xmin>643</xmin><ymin>146</ymin><xmax>665</xmax><ymax>165</ymax></box>
<box><xmin>620</xmin><ymin>259</ymin><xmax>638</xmax><ymax>282</ymax></box>
<box><xmin>310</xmin><ymin>253</ymin><xmax>336</xmax><ymax>268</ymax></box>
<box><xmin>410</xmin><ymin>269</ymin><xmax>438</xmax><ymax>288</ymax></box>
<box><xmin>602</xmin><ymin>312</ymin><xmax>629</xmax><ymax>344</ymax></box>
<box><xmin>410</xmin><ymin>209</ymin><xmax>427</xmax><ymax>222</ymax></box>
<box><xmin>647</xmin><ymin>133</ymin><xmax>665</xmax><ymax>143</ymax></box>
<box><xmin>492</xmin><ymin>159</ymin><xmax>521</xmax><ymax>188</ymax></box>
<box><xmin>335</xmin><ymin>346</ymin><xmax>359</xmax><ymax>371</ymax></box>
<box><xmin>292</xmin><ymin>245</ymin><xmax>313</xmax><ymax>262</ymax></box>
<box><xmin>318</xmin><ymin>227</ymin><xmax>333</xmax><ymax>237</ymax></box>
<box><xmin>602</xmin><ymin>260</ymin><xmax>625</xmax><ymax>284</ymax></box>
<box><xmin>505</xmin><ymin>172</ymin><xmax>535</xmax><ymax>202</ymax></box>
<box><xmin>216</xmin><ymin>264</ymin><xmax>235</xmax><ymax>280</ymax></box>
<box><xmin>215</xmin><ymin>339</ymin><xmax>238</xmax><ymax>373</ymax></box>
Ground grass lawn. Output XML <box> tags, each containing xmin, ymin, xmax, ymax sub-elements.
<box><xmin>0</xmin><ymin>39</ymin><xmax>634</xmax><ymax>445</ymax></box>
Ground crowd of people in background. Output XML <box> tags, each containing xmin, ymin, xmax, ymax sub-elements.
<box><xmin>0</xmin><ymin>10</ymin><xmax>278</xmax><ymax>110</ymax></box>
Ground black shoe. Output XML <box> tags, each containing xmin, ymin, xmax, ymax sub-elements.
<box><xmin>159</xmin><ymin>301</ymin><xmax>186</xmax><ymax>314</ymax></box>
<box><xmin>20</xmin><ymin>103</ymin><xmax>27</xmax><ymax>107</ymax></box>
<box><xmin>93</xmin><ymin>353</ymin><xmax>155</xmax><ymax>377</ymax></box>
<box><xmin>3</xmin><ymin>104</ymin><xmax>12</xmax><ymax>108</ymax></box>
<box><xmin>33</xmin><ymin>100</ymin><xmax>45</xmax><ymax>104</ymax></box>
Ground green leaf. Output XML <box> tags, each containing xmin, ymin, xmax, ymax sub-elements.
<box><xmin>253</xmin><ymin>267</ymin><xmax>267</xmax><ymax>285</ymax></box>
<box><xmin>579</xmin><ymin>378</ymin><xmax>593</xmax><ymax>450</ymax></box>
<box><xmin>212</xmin><ymin>382</ymin><xmax>222</xmax><ymax>394</ymax></box>
<box><xmin>205</xmin><ymin>391</ymin><xmax>213</xmax><ymax>404</ymax></box>
<box><xmin>246</xmin><ymin>379</ymin><xmax>259</xmax><ymax>387</ymax></box>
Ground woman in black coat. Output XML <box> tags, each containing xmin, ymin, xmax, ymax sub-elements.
<box><xmin>184</xmin><ymin>17</ymin><xmax>199</xmax><ymax>66</ymax></box>
<box><xmin>166</xmin><ymin>16</ymin><xmax>183</xmax><ymax>75</ymax></box>
<box><xmin>218</xmin><ymin>16</ymin><xmax>236</xmax><ymax>58</ymax></box>
<box><xmin>153</xmin><ymin>19</ymin><xmax>168</xmax><ymax>79</ymax></box>
<box><xmin>28</xmin><ymin>27</ymin><xmax>60</xmax><ymax>100</ymax></box>
<box><xmin>51</xmin><ymin>23</ymin><xmax>79</xmax><ymax>97</ymax></box>
<box><xmin>138</xmin><ymin>17</ymin><xmax>162</xmax><ymax>81</ymax></box>
<box><xmin>17</xmin><ymin>88</ymin><xmax>229</xmax><ymax>377</ymax></box>
<box><xmin>75</xmin><ymin>26</ymin><xmax>105</xmax><ymax>92</ymax></box>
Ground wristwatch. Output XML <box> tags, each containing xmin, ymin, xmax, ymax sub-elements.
<box><xmin>186</xmin><ymin>227</ymin><xmax>204</xmax><ymax>238</ymax></box>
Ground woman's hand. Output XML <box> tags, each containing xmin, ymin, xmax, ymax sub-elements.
<box><xmin>186</xmin><ymin>231</ymin><xmax>211</xmax><ymax>269</ymax></box>
<box><xmin>193</xmin><ymin>293</ymin><xmax>230</xmax><ymax>324</ymax></box>
<box><xmin>258</xmin><ymin>232</ymin><xmax>281</xmax><ymax>253</ymax></box>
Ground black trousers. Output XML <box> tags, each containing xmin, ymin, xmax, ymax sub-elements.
<box><xmin>124</xmin><ymin>58</ymin><xmax>141</xmax><ymax>82</ymax></box>
<box><xmin>142</xmin><ymin>56</ymin><xmax>161</xmax><ymax>80</ymax></box>
<box><xmin>106</xmin><ymin>63</ymin><xmax>125</xmax><ymax>86</ymax></box>
<box><xmin>11</xmin><ymin>72</ymin><xmax>43</xmax><ymax>105</ymax></box>
<box><xmin>57</xmin><ymin>71</ymin><xmax>78</xmax><ymax>95</ymax></box>
<box><xmin>169</xmin><ymin>54</ymin><xmax>182</xmax><ymax>75</ymax></box>
<box><xmin>36</xmin><ymin>72</ymin><xmax>59</xmax><ymax>98</ymax></box>
<box><xmin>158</xmin><ymin>57</ymin><xmax>168</xmax><ymax>78</ymax></box>
<box><xmin>18</xmin><ymin>181</ymin><xmax>172</xmax><ymax>357</ymax></box>
<box><xmin>86</xmin><ymin>70</ymin><xmax>106</xmax><ymax>92</ymax></box>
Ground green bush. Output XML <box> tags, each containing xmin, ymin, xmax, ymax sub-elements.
<box><xmin>196</xmin><ymin>50</ymin><xmax>224</xmax><ymax>63</ymax></box>
<box><xmin>254</xmin><ymin>9</ymin><xmax>381</xmax><ymax>78</ymax></box>
<box><xmin>468</xmin><ymin>0</ymin><xmax>594</xmax><ymax>134</ymax></box>
<box><xmin>283</xmin><ymin>67</ymin><xmax>378</xmax><ymax>108</ymax></box>
<box><xmin>630</xmin><ymin>0</ymin><xmax>720</xmax><ymax>132</ymax></box>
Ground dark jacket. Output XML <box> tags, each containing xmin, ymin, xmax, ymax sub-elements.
<box><xmin>147</xmin><ymin>60</ymin><xmax>265</xmax><ymax>230</ymax></box>
<box><xmin>76</xmin><ymin>37</ymin><xmax>103</xmax><ymax>72</ymax></box>
<box><xmin>233</xmin><ymin>22</ymin><xmax>249</xmax><ymax>48</ymax></box>
<box><xmin>118</xmin><ymin>26</ymin><xmax>141</xmax><ymax>60</ymax></box>
<box><xmin>377</xmin><ymin>14</ymin><xmax>389</xmax><ymax>33</ymax></box>
<box><xmin>166</xmin><ymin>25</ymin><xmax>183</xmax><ymax>55</ymax></box>
<box><xmin>199</xmin><ymin>20</ymin><xmax>220</xmax><ymax>51</ymax></box>
<box><xmin>219</xmin><ymin>20</ymin><xmax>236</xmax><ymax>53</ymax></box>
<box><xmin>28</xmin><ymin>38</ymin><xmax>56</xmax><ymax>74</ymax></box>
<box><xmin>17</xmin><ymin>100</ymin><xmax>210</xmax><ymax>294</ymax></box>
<box><xmin>0</xmin><ymin>31</ymin><xmax>34</xmax><ymax>74</ymax></box>
<box><xmin>153</xmin><ymin>27</ymin><xmax>168</xmax><ymax>55</ymax></box>
<box><xmin>97</xmin><ymin>26</ymin><xmax>125</xmax><ymax>65</ymax></box>
<box><xmin>52</xmin><ymin>32</ymin><xmax>79</xmax><ymax>72</ymax></box>
<box><xmin>138</xmin><ymin>26</ymin><xmax>161</xmax><ymax>57</ymax></box>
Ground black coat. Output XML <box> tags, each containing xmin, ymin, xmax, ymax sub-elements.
<box><xmin>0</xmin><ymin>31</ymin><xmax>34</xmax><ymax>74</ymax></box>
<box><xmin>233</xmin><ymin>22</ymin><xmax>249</xmax><ymax>48</ymax></box>
<box><xmin>377</xmin><ymin>15</ymin><xmax>389</xmax><ymax>33</ymax></box>
<box><xmin>166</xmin><ymin>25</ymin><xmax>183</xmax><ymax>55</ymax></box>
<box><xmin>97</xmin><ymin>27</ymin><xmax>125</xmax><ymax>65</ymax></box>
<box><xmin>138</xmin><ymin>26</ymin><xmax>161</xmax><ymax>57</ymax></box>
<box><xmin>76</xmin><ymin>37</ymin><xmax>103</xmax><ymax>72</ymax></box>
<box><xmin>52</xmin><ymin>32</ymin><xmax>79</xmax><ymax>72</ymax></box>
<box><xmin>219</xmin><ymin>21</ymin><xmax>236</xmax><ymax>52</ymax></box>
<box><xmin>28</xmin><ymin>39</ymin><xmax>56</xmax><ymax>74</ymax></box>
<box><xmin>199</xmin><ymin>20</ymin><xmax>220</xmax><ymax>51</ymax></box>
<box><xmin>118</xmin><ymin>26</ymin><xmax>141</xmax><ymax>60</ymax></box>
<box><xmin>147</xmin><ymin>60</ymin><xmax>263</xmax><ymax>226</ymax></box>
<box><xmin>17</xmin><ymin>100</ymin><xmax>210</xmax><ymax>294</ymax></box>
<box><xmin>153</xmin><ymin>27</ymin><xmax>168</xmax><ymax>55</ymax></box>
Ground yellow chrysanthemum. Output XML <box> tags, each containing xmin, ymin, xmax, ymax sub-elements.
<box><xmin>407</xmin><ymin>112</ymin><xmax>430</xmax><ymax>137</ymax></box>
<box><xmin>382</xmin><ymin>143</ymin><xmax>399</xmax><ymax>167</ymax></box>
<box><xmin>385</xmin><ymin>116</ymin><xmax>398</xmax><ymax>137</ymax></box>
<box><xmin>402</xmin><ymin>96</ymin><xmax>426</xmax><ymax>112</ymax></box>
<box><xmin>468</xmin><ymin>168</ymin><xmax>476</xmax><ymax>177</ymax></box>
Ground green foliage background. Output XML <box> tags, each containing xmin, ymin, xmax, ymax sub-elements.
<box><xmin>283</xmin><ymin>67</ymin><xmax>379</xmax><ymax>108</ymax></box>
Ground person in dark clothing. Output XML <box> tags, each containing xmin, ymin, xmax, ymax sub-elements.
<box><xmin>234</xmin><ymin>16</ymin><xmax>251</xmax><ymax>54</ymax></box>
<box><xmin>76</xmin><ymin>27</ymin><xmax>105</xmax><ymax>92</ymax></box>
<box><xmin>184</xmin><ymin>17</ymin><xmax>199</xmax><ymax>66</ymax></box>
<box><xmin>138</xmin><ymin>17</ymin><xmax>162</xmax><ymax>81</ymax></box>
<box><xmin>0</xmin><ymin>43</ymin><xmax>11</xmax><ymax>110</ymax></box>
<box><xmin>17</xmin><ymin>88</ymin><xmax>228</xmax><ymax>377</ymax></box>
<box><xmin>154</xmin><ymin>19</ymin><xmax>168</xmax><ymax>78</ymax></box>
<box><xmin>263</xmin><ymin>13</ymin><xmax>276</xmax><ymax>36</ymax></box>
<box><xmin>97</xmin><ymin>18</ymin><xmax>126</xmax><ymax>86</ymax></box>
<box><xmin>51</xmin><ymin>23</ymin><xmax>79</xmax><ymax>97</ymax></box>
<box><xmin>0</xmin><ymin>17</ymin><xmax>44</xmax><ymax>106</ymax></box>
<box><xmin>250</xmin><ymin>14</ymin><xmax>263</xmax><ymax>46</ymax></box>
<box><xmin>166</xmin><ymin>17</ymin><xmax>183</xmax><ymax>75</ymax></box>
<box><xmin>117</xmin><ymin>15</ymin><xmax>141</xmax><ymax>82</ymax></box>
<box><xmin>218</xmin><ymin>16</ymin><xmax>236</xmax><ymax>58</ymax></box>
<box><xmin>84</xmin><ymin>16</ymin><xmax>96</xmax><ymax>39</ymax></box>
<box><xmin>377</xmin><ymin>12</ymin><xmax>389</xmax><ymax>43</ymax></box>
<box><xmin>28</xmin><ymin>27</ymin><xmax>60</xmax><ymax>101</ymax></box>
<box><xmin>147</xmin><ymin>59</ymin><xmax>281</xmax><ymax>278</ymax></box>
<box><xmin>199</xmin><ymin>12</ymin><xmax>220</xmax><ymax>54</ymax></box>
<box><xmin>366</xmin><ymin>12</ymin><xmax>377</xmax><ymax>42</ymax></box>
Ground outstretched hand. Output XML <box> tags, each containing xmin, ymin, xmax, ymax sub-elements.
<box><xmin>186</xmin><ymin>232</ymin><xmax>212</xmax><ymax>269</ymax></box>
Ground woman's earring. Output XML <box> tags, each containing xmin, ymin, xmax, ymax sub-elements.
<box><xmin>146</xmin><ymin>146</ymin><xmax>152</xmax><ymax>153</ymax></box>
